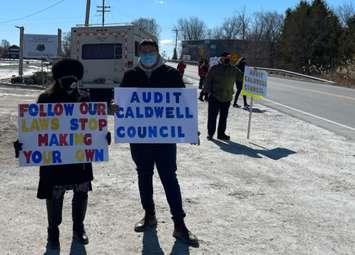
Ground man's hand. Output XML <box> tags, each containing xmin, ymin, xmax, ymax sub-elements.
<box><xmin>110</xmin><ymin>99</ymin><xmax>119</xmax><ymax>114</ymax></box>
<box><xmin>13</xmin><ymin>140</ymin><xmax>23</xmax><ymax>158</ymax></box>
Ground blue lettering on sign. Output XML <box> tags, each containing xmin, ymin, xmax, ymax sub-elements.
<box><xmin>116</xmin><ymin>107</ymin><xmax>124</xmax><ymax>118</ymax></box>
<box><xmin>145</xmin><ymin>107</ymin><xmax>153</xmax><ymax>118</ymax></box>
<box><xmin>95</xmin><ymin>149</ymin><xmax>104</xmax><ymax>161</ymax></box>
<box><xmin>47</xmin><ymin>104</ymin><xmax>55</xmax><ymax>116</ymax></box>
<box><xmin>130</xmin><ymin>92</ymin><xmax>140</xmax><ymax>103</ymax></box>
<box><xmin>154</xmin><ymin>92</ymin><xmax>163</xmax><ymax>103</ymax></box>
<box><xmin>64</xmin><ymin>104</ymin><xmax>75</xmax><ymax>116</ymax></box>
<box><xmin>185</xmin><ymin>107</ymin><xmax>193</xmax><ymax>119</ymax></box>
<box><xmin>148</xmin><ymin>126</ymin><xmax>157</xmax><ymax>137</ymax></box>
<box><xmin>70</xmin><ymin>119</ymin><xmax>79</xmax><ymax>131</ymax></box>
<box><xmin>137</xmin><ymin>127</ymin><xmax>147</xmax><ymax>138</ymax></box>
<box><xmin>176</xmin><ymin>107</ymin><xmax>184</xmax><ymax>118</ymax></box>
<box><xmin>136</xmin><ymin>107</ymin><xmax>144</xmax><ymax>118</ymax></box>
<box><xmin>154</xmin><ymin>107</ymin><xmax>164</xmax><ymax>118</ymax></box>
<box><xmin>160</xmin><ymin>126</ymin><xmax>168</xmax><ymax>137</ymax></box>
<box><xmin>53</xmin><ymin>151</ymin><xmax>62</xmax><ymax>163</ymax></box>
<box><xmin>117</xmin><ymin>127</ymin><xmax>125</xmax><ymax>137</ymax></box>
<box><xmin>29</xmin><ymin>104</ymin><xmax>39</xmax><ymax>116</ymax></box>
<box><xmin>32</xmin><ymin>151</ymin><xmax>42</xmax><ymax>163</ymax></box>
<box><xmin>178</xmin><ymin>126</ymin><xmax>185</xmax><ymax>138</ymax></box>
<box><xmin>49</xmin><ymin>134</ymin><xmax>59</xmax><ymax>146</ymax></box>
<box><xmin>171</xmin><ymin>126</ymin><xmax>176</xmax><ymax>137</ymax></box>
<box><xmin>142</xmin><ymin>92</ymin><xmax>151</xmax><ymax>103</ymax></box>
<box><xmin>127</xmin><ymin>126</ymin><xmax>136</xmax><ymax>137</ymax></box>
<box><xmin>166</xmin><ymin>107</ymin><xmax>174</xmax><ymax>118</ymax></box>
<box><xmin>173</xmin><ymin>92</ymin><xmax>182</xmax><ymax>103</ymax></box>
<box><xmin>125</xmin><ymin>107</ymin><xmax>134</xmax><ymax>118</ymax></box>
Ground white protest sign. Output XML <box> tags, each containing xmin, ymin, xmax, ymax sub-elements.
<box><xmin>23</xmin><ymin>34</ymin><xmax>58</xmax><ymax>59</ymax></box>
<box><xmin>18</xmin><ymin>102</ymin><xmax>109</xmax><ymax>166</ymax></box>
<box><xmin>243</xmin><ymin>66</ymin><xmax>268</xmax><ymax>98</ymax></box>
<box><xmin>114</xmin><ymin>88</ymin><xmax>198</xmax><ymax>144</ymax></box>
<box><xmin>209</xmin><ymin>56</ymin><xmax>220</xmax><ymax>68</ymax></box>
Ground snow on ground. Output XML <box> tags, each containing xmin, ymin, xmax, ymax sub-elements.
<box><xmin>0</xmin><ymin>79</ymin><xmax>355</xmax><ymax>255</ymax></box>
<box><xmin>0</xmin><ymin>59</ymin><xmax>43</xmax><ymax>80</ymax></box>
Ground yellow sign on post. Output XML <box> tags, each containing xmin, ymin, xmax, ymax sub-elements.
<box><xmin>241</xmin><ymin>66</ymin><xmax>268</xmax><ymax>139</ymax></box>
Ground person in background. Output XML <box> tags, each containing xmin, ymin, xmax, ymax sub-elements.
<box><xmin>13</xmin><ymin>59</ymin><xmax>111</xmax><ymax>251</ymax></box>
<box><xmin>204</xmin><ymin>52</ymin><xmax>243</xmax><ymax>141</ymax></box>
<box><xmin>177</xmin><ymin>60</ymin><xmax>187</xmax><ymax>77</ymax></box>
<box><xmin>198</xmin><ymin>59</ymin><xmax>209</xmax><ymax>102</ymax></box>
<box><xmin>233</xmin><ymin>57</ymin><xmax>250</xmax><ymax>109</ymax></box>
<box><xmin>118</xmin><ymin>39</ymin><xmax>199</xmax><ymax>248</ymax></box>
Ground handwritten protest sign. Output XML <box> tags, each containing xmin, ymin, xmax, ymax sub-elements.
<box><xmin>114</xmin><ymin>88</ymin><xmax>198</xmax><ymax>144</ymax></box>
<box><xmin>242</xmin><ymin>66</ymin><xmax>268</xmax><ymax>99</ymax></box>
<box><xmin>18</xmin><ymin>102</ymin><xmax>109</xmax><ymax>166</ymax></box>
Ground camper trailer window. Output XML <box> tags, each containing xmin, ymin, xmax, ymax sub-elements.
<box><xmin>82</xmin><ymin>43</ymin><xmax>122</xmax><ymax>59</ymax></box>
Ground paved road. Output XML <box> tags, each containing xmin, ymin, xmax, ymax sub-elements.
<box><xmin>170</xmin><ymin>62</ymin><xmax>355</xmax><ymax>140</ymax></box>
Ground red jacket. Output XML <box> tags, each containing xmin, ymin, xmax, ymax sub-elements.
<box><xmin>198</xmin><ymin>64</ymin><xmax>209</xmax><ymax>78</ymax></box>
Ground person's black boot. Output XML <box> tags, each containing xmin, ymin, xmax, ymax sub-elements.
<box><xmin>173</xmin><ymin>221</ymin><xmax>199</xmax><ymax>248</ymax></box>
<box><xmin>46</xmin><ymin>197</ymin><xmax>63</xmax><ymax>250</ymax></box>
<box><xmin>134</xmin><ymin>212</ymin><xmax>157</xmax><ymax>232</ymax></box>
<box><xmin>47</xmin><ymin>227</ymin><xmax>60</xmax><ymax>250</ymax></box>
<box><xmin>72</xmin><ymin>191</ymin><xmax>89</xmax><ymax>245</ymax></box>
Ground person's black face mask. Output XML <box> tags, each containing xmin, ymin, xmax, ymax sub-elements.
<box><xmin>224</xmin><ymin>58</ymin><xmax>231</xmax><ymax>64</ymax></box>
<box><xmin>58</xmin><ymin>76</ymin><xmax>78</xmax><ymax>92</ymax></box>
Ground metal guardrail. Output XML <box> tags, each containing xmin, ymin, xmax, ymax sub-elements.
<box><xmin>255</xmin><ymin>67</ymin><xmax>336</xmax><ymax>84</ymax></box>
<box><xmin>168</xmin><ymin>60</ymin><xmax>336</xmax><ymax>84</ymax></box>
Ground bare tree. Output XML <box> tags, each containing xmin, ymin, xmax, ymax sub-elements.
<box><xmin>62</xmin><ymin>32</ymin><xmax>71</xmax><ymax>57</ymax></box>
<box><xmin>1</xmin><ymin>39</ymin><xmax>10</xmax><ymax>49</ymax></box>
<box><xmin>176</xmin><ymin>17</ymin><xmax>207</xmax><ymax>40</ymax></box>
<box><xmin>209</xmin><ymin>8</ymin><xmax>250</xmax><ymax>40</ymax></box>
<box><xmin>248</xmin><ymin>11</ymin><xmax>284</xmax><ymax>42</ymax></box>
<box><xmin>336</xmin><ymin>1</ymin><xmax>355</xmax><ymax>27</ymax></box>
<box><xmin>132</xmin><ymin>18</ymin><xmax>161</xmax><ymax>39</ymax></box>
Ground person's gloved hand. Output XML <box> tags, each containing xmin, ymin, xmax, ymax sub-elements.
<box><xmin>13</xmin><ymin>140</ymin><xmax>23</xmax><ymax>158</ymax></box>
<box><xmin>106</xmin><ymin>132</ymin><xmax>112</xmax><ymax>145</ymax></box>
<box><xmin>110</xmin><ymin>99</ymin><xmax>119</xmax><ymax>114</ymax></box>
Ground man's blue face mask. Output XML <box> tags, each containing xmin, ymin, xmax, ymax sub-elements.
<box><xmin>140</xmin><ymin>53</ymin><xmax>158</xmax><ymax>67</ymax></box>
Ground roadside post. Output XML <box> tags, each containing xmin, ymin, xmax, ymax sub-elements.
<box><xmin>15</xmin><ymin>26</ymin><xmax>24</xmax><ymax>82</ymax></box>
<box><xmin>242</xmin><ymin>66</ymin><xmax>268</xmax><ymax>139</ymax></box>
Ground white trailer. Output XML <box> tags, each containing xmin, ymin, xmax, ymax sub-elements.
<box><xmin>71</xmin><ymin>25</ymin><xmax>156</xmax><ymax>101</ymax></box>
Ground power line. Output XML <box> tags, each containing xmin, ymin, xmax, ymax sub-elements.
<box><xmin>97</xmin><ymin>0</ymin><xmax>110</xmax><ymax>26</ymax></box>
<box><xmin>0</xmin><ymin>0</ymin><xmax>66</xmax><ymax>25</ymax></box>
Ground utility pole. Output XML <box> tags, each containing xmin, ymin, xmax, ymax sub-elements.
<box><xmin>172</xmin><ymin>28</ymin><xmax>179</xmax><ymax>60</ymax></box>
<box><xmin>97</xmin><ymin>0</ymin><xmax>110</xmax><ymax>27</ymax></box>
<box><xmin>85</xmin><ymin>0</ymin><xmax>91</xmax><ymax>26</ymax></box>
<box><xmin>15</xmin><ymin>26</ymin><xmax>24</xmax><ymax>81</ymax></box>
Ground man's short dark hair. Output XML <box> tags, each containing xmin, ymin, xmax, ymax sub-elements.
<box><xmin>139</xmin><ymin>39</ymin><xmax>159</xmax><ymax>51</ymax></box>
<box><xmin>220</xmin><ymin>51</ymin><xmax>230</xmax><ymax>57</ymax></box>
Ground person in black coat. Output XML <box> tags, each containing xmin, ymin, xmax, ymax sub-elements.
<box><xmin>118</xmin><ymin>39</ymin><xmax>199</xmax><ymax>248</ymax></box>
<box><xmin>14</xmin><ymin>59</ymin><xmax>111</xmax><ymax>251</ymax></box>
<box><xmin>233</xmin><ymin>57</ymin><xmax>250</xmax><ymax>109</ymax></box>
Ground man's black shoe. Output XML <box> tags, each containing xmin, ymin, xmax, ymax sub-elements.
<box><xmin>73</xmin><ymin>229</ymin><xmax>89</xmax><ymax>245</ymax></box>
<box><xmin>173</xmin><ymin>225</ymin><xmax>199</xmax><ymax>248</ymax></box>
<box><xmin>207</xmin><ymin>135</ymin><xmax>213</xmax><ymax>141</ymax></box>
<box><xmin>233</xmin><ymin>103</ymin><xmax>241</xmax><ymax>108</ymax></box>
<box><xmin>198</xmin><ymin>97</ymin><xmax>204</xmax><ymax>102</ymax></box>
<box><xmin>217</xmin><ymin>134</ymin><xmax>230</xmax><ymax>141</ymax></box>
<box><xmin>134</xmin><ymin>214</ymin><xmax>157</xmax><ymax>232</ymax></box>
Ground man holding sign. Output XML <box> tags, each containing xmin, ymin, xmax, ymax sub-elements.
<box><xmin>118</xmin><ymin>39</ymin><xmax>199</xmax><ymax>247</ymax></box>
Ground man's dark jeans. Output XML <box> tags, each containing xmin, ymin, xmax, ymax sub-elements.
<box><xmin>130</xmin><ymin>143</ymin><xmax>186</xmax><ymax>223</ymax></box>
<box><xmin>207</xmin><ymin>96</ymin><xmax>231</xmax><ymax>137</ymax></box>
